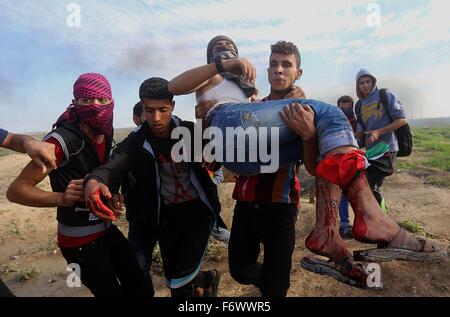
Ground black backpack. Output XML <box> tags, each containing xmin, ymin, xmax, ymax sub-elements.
<box><xmin>356</xmin><ymin>89</ymin><xmax>412</xmax><ymax>157</ymax></box>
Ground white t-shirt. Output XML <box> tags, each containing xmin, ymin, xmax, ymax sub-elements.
<box><xmin>196</xmin><ymin>79</ymin><xmax>249</xmax><ymax>116</ymax></box>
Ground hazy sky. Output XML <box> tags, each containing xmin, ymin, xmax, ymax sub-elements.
<box><xmin>1</xmin><ymin>0</ymin><xmax>449</xmax><ymax>132</ymax></box>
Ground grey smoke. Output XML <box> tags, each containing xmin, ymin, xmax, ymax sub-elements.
<box><xmin>114</xmin><ymin>41</ymin><xmax>198</xmax><ymax>75</ymax></box>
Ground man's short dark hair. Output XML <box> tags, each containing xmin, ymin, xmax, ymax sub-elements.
<box><xmin>139</xmin><ymin>77</ymin><xmax>174</xmax><ymax>101</ymax></box>
<box><xmin>337</xmin><ymin>95</ymin><xmax>354</xmax><ymax>106</ymax></box>
<box><xmin>270</xmin><ymin>41</ymin><xmax>301</xmax><ymax>68</ymax></box>
<box><xmin>133</xmin><ymin>101</ymin><xmax>143</xmax><ymax>117</ymax></box>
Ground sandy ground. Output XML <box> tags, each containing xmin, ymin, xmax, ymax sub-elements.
<box><xmin>0</xmin><ymin>154</ymin><xmax>449</xmax><ymax>297</ymax></box>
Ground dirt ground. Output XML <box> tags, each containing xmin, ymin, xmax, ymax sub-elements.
<box><xmin>0</xmin><ymin>154</ymin><xmax>449</xmax><ymax>297</ymax></box>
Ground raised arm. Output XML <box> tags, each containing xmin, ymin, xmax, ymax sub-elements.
<box><xmin>1</xmin><ymin>132</ymin><xmax>57</xmax><ymax>173</ymax></box>
<box><xmin>168</xmin><ymin>58</ymin><xmax>256</xmax><ymax>96</ymax></box>
<box><xmin>168</xmin><ymin>63</ymin><xmax>218</xmax><ymax>96</ymax></box>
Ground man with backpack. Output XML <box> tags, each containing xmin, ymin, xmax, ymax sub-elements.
<box><xmin>355</xmin><ymin>68</ymin><xmax>410</xmax><ymax>211</ymax></box>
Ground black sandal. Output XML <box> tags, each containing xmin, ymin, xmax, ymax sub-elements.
<box><xmin>301</xmin><ymin>256</ymin><xmax>375</xmax><ymax>289</ymax></box>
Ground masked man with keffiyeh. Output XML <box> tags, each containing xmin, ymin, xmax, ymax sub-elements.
<box><xmin>7</xmin><ymin>73</ymin><xmax>153</xmax><ymax>297</ymax></box>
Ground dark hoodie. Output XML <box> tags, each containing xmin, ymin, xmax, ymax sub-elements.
<box><xmin>86</xmin><ymin>117</ymin><xmax>220</xmax><ymax>233</ymax></box>
<box><xmin>355</xmin><ymin>68</ymin><xmax>406</xmax><ymax>152</ymax></box>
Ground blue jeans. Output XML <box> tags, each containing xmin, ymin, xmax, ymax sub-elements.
<box><xmin>209</xmin><ymin>98</ymin><xmax>358</xmax><ymax>175</ymax></box>
<box><xmin>339</xmin><ymin>195</ymin><xmax>351</xmax><ymax>231</ymax></box>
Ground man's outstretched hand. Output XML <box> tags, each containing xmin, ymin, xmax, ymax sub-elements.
<box><xmin>84</xmin><ymin>179</ymin><xmax>123</xmax><ymax>222</ymax></box>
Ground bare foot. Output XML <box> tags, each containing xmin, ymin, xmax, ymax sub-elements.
<box><xmin>346</xmin><ymin>172</ymin><xmax>399</xmax><ymax>244</ymax></box>
<box><xmin>384</xmin><ymin>228</ymin><xmax>435</xmax><ymax>252</ymax></box>
<box><xmin>353</xmin><ymin>227</ymin><xmax>446</xmax><ymax>262</ymax></box>
<box><xmin>305</xmin><ymin>228</ymin><xmax>351</xmax><ymax>260</ymax></box>
<box><xmin>347</xmin><ymin>173</ymin><xmax>438</xmax><ymax>254</ymax></box>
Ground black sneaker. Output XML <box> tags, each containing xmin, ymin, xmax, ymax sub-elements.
<box><xmin>339</xmin><ymin>226</ymin><xmax>353</xmax><ymax>240</ymax></box>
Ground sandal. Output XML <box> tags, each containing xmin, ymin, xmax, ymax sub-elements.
<box><xmin>353</xmin><ymin>228</ymin><xmax>447</xmax><ymax>262</ymax></box>
<box><xmin>301</xmin><ymin>256</ymin><xmax>378</xmax><ymax>289</ymax></box>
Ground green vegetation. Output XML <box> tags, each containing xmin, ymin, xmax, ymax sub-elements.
<box><xmin>39</xmin><ymin>238</ymin><xmax>57</xmax><ymax>252</ymax></box>
<box><xmin>398</xmin><ymin>219</ymin><xmax>427</xmax><ymax>236</ymax></box>
<box><xmin>395</xmin><ymin>161</ymin><xmax>417</xmax><ymax>170</ymax></box>
<box><xmin>412</xmin><ymin>126</ymin><xmax>450</xmax><ymax>171</ymax></box>
<box><xmin>0</xmin><ymin>264</ymin><xmax>18</xmax><ymax>275</ymax></box>
<box><xmin>398</xmin><ymin>219</ymin><xmax>437</xmax><ymax>238</ymax></box>
<box><xmin>0</xmin><ymin>260</ymin><xmax>40</xmax><ymax>282</ymax></box>
<box><xmin>7</xmin><ymin>220</ymin><xmax>20</xmax><ymax>236</ymax></box>
<box><xmin>425</xmin><ymin>176</ymin><xmax>450</xmax><ymax>188</ymax></box>
<box><xmin>14</xmin><ymin>266</ymin><xmax>40</xmax><ymax>282</ymax></box>
<box><xmin>395</xmin><ymin>126</ymin><xmax>450</xmax><ymax>189</ymax></box>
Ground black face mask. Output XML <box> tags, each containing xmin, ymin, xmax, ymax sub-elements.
<box><xmin>341</xmin><ymin>108</ymin><xmax>355</xmax><ymax>119</ymax></box>
<box><xmin>206</xmin><ymin>35</ymin><xmax>238</xmax><ymax>64</ymax></box>
<box><xmin>208</xmin><ymin>40</ymin><xmax>256</xmax><ymax>98</ymax></box>
<box><xmin>212</xmin><ymin>47</ymin><xmax>238</xmax><ymax>62</ymax></box>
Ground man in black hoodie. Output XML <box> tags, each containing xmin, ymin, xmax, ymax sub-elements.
<box><xmin>84</xmin><ymin>78</ymin><xmax>221</xmax><ymax>297</ymax></box>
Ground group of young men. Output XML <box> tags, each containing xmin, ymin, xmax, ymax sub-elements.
<box><xmin>1</xmin><ymin>37</ymin><xmax>445</xmax><ymax>298</ymax></box>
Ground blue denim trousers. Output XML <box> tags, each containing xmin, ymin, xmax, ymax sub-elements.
<box><xmin>208</xmin><ymin>98</ymin><xmax>357</xmax><ymax>175</ymax></box>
